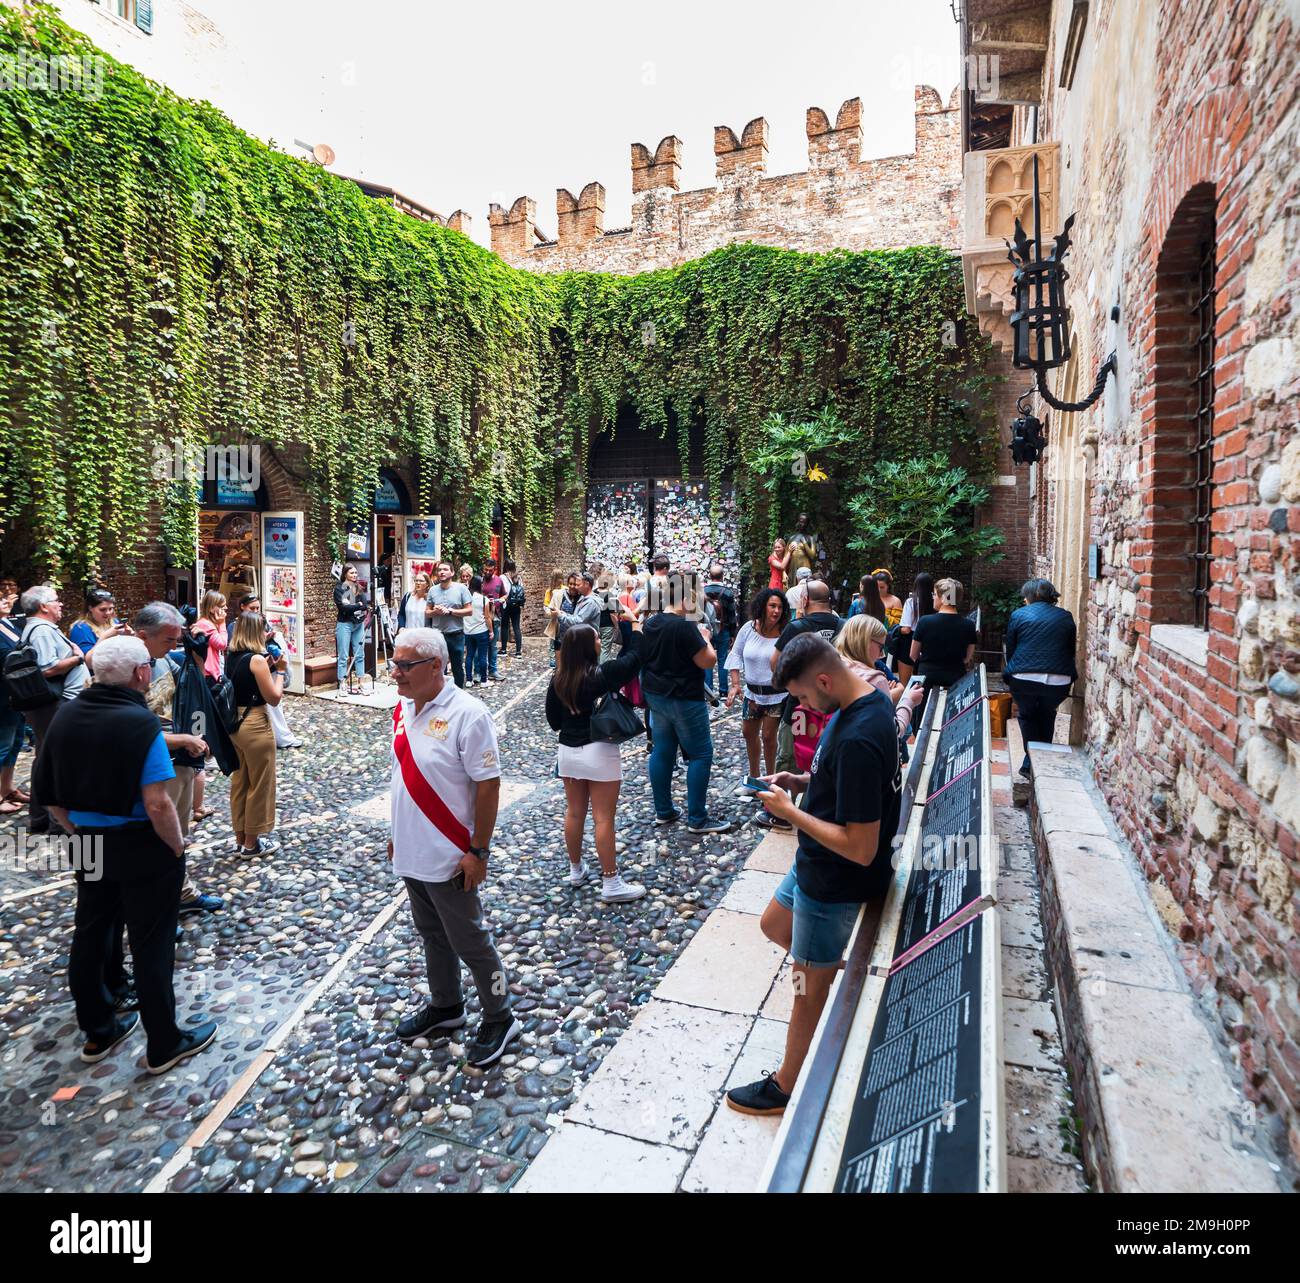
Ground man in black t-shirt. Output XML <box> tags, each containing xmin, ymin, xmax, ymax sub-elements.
<box><xmin>727</xmin><ymin>632</ymin><xmax>910</xmax><ymax>1119</ymax></box>
<box><xmin>640</xmin><ymin>574</ymin><xmax>731</xmax><ymax>834</ymax></box>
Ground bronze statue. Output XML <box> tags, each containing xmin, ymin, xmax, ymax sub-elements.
<box><xmin>786</xmin><ymin>512</ymin><xmax>820</xmax><ymax>577</ymax></box>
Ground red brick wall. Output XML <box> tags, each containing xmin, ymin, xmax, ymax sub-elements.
<box><xmin>1030</xmin><ymin>0</ymin><xmax>1300</xmax><ymax>1168</ymax></box>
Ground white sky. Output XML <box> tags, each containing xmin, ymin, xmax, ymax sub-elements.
<box><xmin>197</xmin><ymin>0</ymin><xmax>963</xmax><ymax>247</ymax></box>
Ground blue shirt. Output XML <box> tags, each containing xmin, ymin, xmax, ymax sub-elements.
<box><xmin>69</xmin><ymin>732</ymin><xmax>176</xmax><ymax>827</ymax></box>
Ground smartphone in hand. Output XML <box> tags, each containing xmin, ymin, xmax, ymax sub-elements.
<box><xmin>741</xmin><ymin>775</ymin><xmax>771</xmax><ymax>793</ymax></box>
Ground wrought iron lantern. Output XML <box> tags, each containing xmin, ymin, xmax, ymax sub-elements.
<box><xmin>1009</xmin><ymin>390</ymin><xmax>1047</xmax><ymax>465</ymax></box>
<box><xmin>1006</xmin><ymin>152</ymin><xmax>1116</xmax><ymax>413</ymax></box>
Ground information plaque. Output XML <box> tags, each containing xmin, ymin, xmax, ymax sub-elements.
<box><xmin>836</xmin><ymin>916</ymin><xmax>985</xmax><ymax>1192</ymax></box>
<box><xmin>828</xmin><ymin>667</ymin><xmax>1003</xmax><ymax>1194</ymax></box>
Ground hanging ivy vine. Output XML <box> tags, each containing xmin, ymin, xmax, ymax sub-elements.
<box><xmin>0</xmin><ymin>5</ymin><xmax>1000</xmax><ymax>583</ymax></box>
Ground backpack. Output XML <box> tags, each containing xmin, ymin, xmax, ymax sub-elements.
<box><xmin>1</xmin><ymin>623</ymin><xmax>64</xmax><ymax>711</ymax></box>
<box><xmin>708</xmin><ymin>584</ymin><xmax>737</xmax><ymax>634</ymax></box>
<box><xmin>507</xmin><ymin>579</ymin><xmax>526</xmax><ymax>609</ymax></box>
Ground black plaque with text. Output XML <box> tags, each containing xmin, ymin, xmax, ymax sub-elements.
<box><xmin>943</xmin><ymin>669</ymin><xmax>983</xmax><ymax>719</ymax></box>
<box><xmin>835</xmin><ymin>918</ymin><xmax>985</xmax><ymax>1193</ymax></box>
<box><xmin>896</xmin><ymin>763</ymin><xmax>985</xmax><ymax>952</ymax></box>
<box><xmin>927</xmin><ymin>699</ymin><xmax>985</xmax><ymax>795</ymax></box>
<box><xmin>831</xmin><ymin>672</ymin><xmax>992</xmax><ymax>1194</ymax></box>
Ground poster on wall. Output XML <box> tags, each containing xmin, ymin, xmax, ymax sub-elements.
<box><xmin>261</xmin><ymin>511</ymin><xmax>305</xmax><ymax>694</ymax></box>
<box><xmin>264</xmin><ymin>516</ymin><xmax>299</xmax><ymax>566</ymax></box>
<box><xmin>405</xmin><ymin>516</ymin><xmax>441</xmax><ymax>564</ymax></box>
<box><xmin>346</xmin><ymin>527</ymin><xmax>370</xmax><ymax>560</ymax></box>
<box><xmin>265</xmin><ymin>612</ymin><xmax>301</xmax><ymax>662</ymax></box>
<box><xmin>267</xmin><ymin>565</ymin><xmax>299</xmax><ymax>612</ymax></box>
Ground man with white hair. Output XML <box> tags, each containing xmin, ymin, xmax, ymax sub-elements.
<box><xmin>387</xmin><ymin>627</ymin><xmax>520</xmax><ymax>1067</ymax></box>
<box><xmin>18</xmin><ymin>585</ymin><xmax>87</xmax><ymax>834</ymax></box>
<box><xmin>37</xmin><ymin>634</ymin><xmax>218</xmax><ymax>1073</ymax></box>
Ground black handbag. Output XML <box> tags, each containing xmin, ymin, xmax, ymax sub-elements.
<box><xmin>588</xmin><ymin>687</ymin><xmax>645</xmax><ymax>744</ymax></box>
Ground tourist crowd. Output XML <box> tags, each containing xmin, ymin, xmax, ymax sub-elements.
<box><xmin>0</xmin><ymin>550</ymin><xmax>1075</xmax><ymax>1108</ymax></box>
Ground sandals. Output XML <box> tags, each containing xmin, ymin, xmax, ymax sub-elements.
<box><xmin>4</xmin><ymin>789</ymin><xmax>29</xmax><ymax>804</ymax></box>
<box><xmin>192</xmin><ymin>807</ymin><xmax>216</xmax><ymax>822</ymax></box>
<box><xmin>0</xmin><ymin>800</ymin><xmax>22</xmax><ymax>815</ymax></box>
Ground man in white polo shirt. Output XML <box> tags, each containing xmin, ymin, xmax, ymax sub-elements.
<box><xmin>387</xmin><ymin>627</ymin><xmax>520</xmax><ymax>1067</ymax></box>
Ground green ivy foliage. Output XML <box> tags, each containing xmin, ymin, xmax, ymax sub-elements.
<box><xmin>846</xmin><ymin>452</ymin><xmax>1006</xmax><ymax>564</ymax></box>
<box><xmin>0</xmin><ymin>6</ymin><xmax>1001</xmax><ymax>583</ymax></box>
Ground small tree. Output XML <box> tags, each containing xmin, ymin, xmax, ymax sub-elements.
<box><xmin>845</xmin><ymin>452</ymin><xmax>1005</xmax><ymax>564</ymax></box>
<box><xmin>748</xmin><ymin>406</ymin><xmax>856</xmax><ymax>537</ymax></box>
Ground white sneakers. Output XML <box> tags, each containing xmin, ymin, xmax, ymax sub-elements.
<box><xmin>600</xmin><ymin>874</ymin><xmax>647</xmax><ymax>902</ymax></box>
<box><xmin>566</xmin><ymin>862</ymin><xmax>646</xmax><ymax>901</ymax></box>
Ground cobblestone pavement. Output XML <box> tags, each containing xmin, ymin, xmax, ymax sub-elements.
<box><xmin>0</xmin><ymin>645</ymin><xmax>768</xmax><ymax>1193</ymax></box>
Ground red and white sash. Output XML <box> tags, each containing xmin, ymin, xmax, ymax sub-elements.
<box><xmin>392</xmin><ymin>702</ymin><xmax>471</xmax><ymax>852</ymax></box>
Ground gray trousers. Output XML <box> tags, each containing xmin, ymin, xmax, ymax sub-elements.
<box><xmin>404</xmin><ymin>876</ymin><xmax>511</xmax><ymax>1018</ymax></box>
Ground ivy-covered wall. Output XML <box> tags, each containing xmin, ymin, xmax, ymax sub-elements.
<box><xmin>0</xmin><ymin>5</ymin><xmax>1000</xmax><ymax>587</ymax></box>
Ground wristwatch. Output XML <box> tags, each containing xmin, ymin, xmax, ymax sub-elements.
<box><xmin>467</xmin><ymin>845</ymin><xmax>490</xmax><ymax>862</ymax></box>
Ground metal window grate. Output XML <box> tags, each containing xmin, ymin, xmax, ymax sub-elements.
<box><xmin>1190</xmin><ymin>234</ymin><xmax>1216</xmax><ymax>629</ymax></box>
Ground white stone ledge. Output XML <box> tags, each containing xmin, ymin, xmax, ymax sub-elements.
<box><xmin>1149</xmin><ymin>623</ymin><xmax>1209</xmax><ymax>670</ymax></box>
<box><xmin>1029</xmin><ymin>746</ymin><xmax>1281</xmax><ymax>1192</ymax></box>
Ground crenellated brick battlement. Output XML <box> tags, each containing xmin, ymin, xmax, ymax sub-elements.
<box><xmin>488</xmin><ymin>85</ymin><xmax>962</xmax><ymax>273</ymax></box>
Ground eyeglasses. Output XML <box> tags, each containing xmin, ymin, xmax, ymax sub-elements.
<box><xmin>391</xmin><ymin>657</ymin><xmax>438</xmax><ymax>674</ymax></box>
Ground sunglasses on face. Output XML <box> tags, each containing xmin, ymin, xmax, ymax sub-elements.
<box><xmin>391</xmin><ymin>657</ymin><xmax>438</xmax><ymax>674</ymax></box>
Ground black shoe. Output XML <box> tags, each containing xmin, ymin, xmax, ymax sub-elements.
<box><xmin>396</xmin><ymin>1002</ymin><xmax>466</xmax><ymax>1042</ymax></box>
<box><xmin>147</xmin><ymin>1020</ymin><xmax>218</xmax><ymax>1075</ymax></box>
<box><xmin>726</xmin><ymin>1070</ymin><xmax>791</xmax><ymax>1116</ymax></box>
<box><xmin>753</xmin><ymin>810</ymin><xmax>792</xmax><ymax>831</ymax></box>
<box><xmin>178</xmin><ymin>892</ymin><xmax>224</xmax><ymax>917</ymax></box>
<box><xmin>80</xmin><ymin>1012</ymin><xmax>140</xmax><ymax>1063</ymax></box>
<box><xmin>654</xmin><ymin>810</ymin><xmax>681</xmax><ymax>826</ymax></box>
<box><xmin>1018</xmin><ymin>757</ymin><xmax>1031</xmax><ymax>778</ymax></box>
<box><xmin>467</xmin><ymin>1014</ymin><xmax>522</xmax><ymax>1067</ymax></box>
<box><xmin>687</xmin><ymin>817</ymin><xmax>733</xmax><ymax>834</ymax></box>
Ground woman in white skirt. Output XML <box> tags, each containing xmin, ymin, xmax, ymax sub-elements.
<box><xmin>545</xmin><ymin>614</ymin><xmax>646</xmax><ymax>901</ymax></box>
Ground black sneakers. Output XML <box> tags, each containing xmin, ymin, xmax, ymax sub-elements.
<box><xmin>687</xmin><ymin>817</ymin><xmax>733</xmax><ymax>834</ymax></box>
<box><xmin>396</xmin><ymin>1002</ymin><xmax>466</xmax><ymax>1042</ymax></box>
<box><xmin>466</xmin><ymin>1014</ymin><xmax>522</xmax><ymax>1067</ymax></box>
<box><xmin>753</xmin><ymin>810</ymin><xmax>792</xmax><ymax>832</ymax></box>
<box><xmin>80</xmin><ymin>1012</ymin><xmax>140</xmax><ymax>1063</ymax></box>
<box><xmin>725</xmin><ymin>1071</ymin><xmax>792</xmax><ymax>1116</ymax></box>
<box><xmin>147</xmin><ymin>1020</ymin><xmax>218</xmax><ymax>1075</ymax></box>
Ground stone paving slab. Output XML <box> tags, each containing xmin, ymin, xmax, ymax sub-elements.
<box><xmin>743</xmin><ymin>831</ymin><xmax>796</xmax><ymax>874</ymax></box>
<box><xmin>566</xmin><ymin>999</ymin><xmax>750</xmax><ymax>1149</ymax></box>
<box><xmin>718</xmin><ymin>868</ymin><xmax>783</xmax><ymax>916</ymax></box>
<box><xmin>1002</xmin><ymin>997</ymin><xmax>1062</xmax><ymax>1073</ymax></box>
<box><xmin>680</xmin><ymin>1016</ymin><xmax>788</xmax><ymax>1193</ymax></box>
<box><xmin>513</xmin><ymin>1121</ymin><xmax>691</xmax><ymax>1193</ymax></box>
<box><xmin>652</xmin><ymin>908</ymin><xmax>787</xmax><ymax>1015</ymax></box>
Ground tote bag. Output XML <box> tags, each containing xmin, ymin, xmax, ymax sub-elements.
<box><xmin>588</xmin><ymin>688</ymin><xmax>645</xmax><ymax>744</ymax></box>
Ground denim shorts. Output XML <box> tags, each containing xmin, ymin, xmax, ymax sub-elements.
<box><xmin>774</xmin><ymin>867</ymin><xmax>862</xmax><ymax>968</ymax></box>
